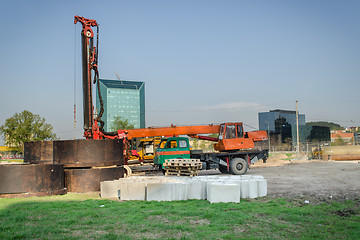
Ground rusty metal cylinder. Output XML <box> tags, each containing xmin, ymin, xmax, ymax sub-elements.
<box><xmin>0</xmin><ymin>164</ymin><xmax>66</xmax><ymax>198</ymax></box>
<box><xmin>65</xmin><ymin>166</ymin><xmax>124</xmax><ymax>192</ymax></box>
<box><xmin>53</xmin><ymin>139</ymin><xmax>124</xmax><ymax>168</ymax></box>
<box><xmin>24</xmin><ymin>141</ymin><xmax>54</xmax><ymax>164</ymax></box>
<box><xmin>18</xmin><ymin>139</ymin><xmax>125</xmax><ymax>194</ymax></box>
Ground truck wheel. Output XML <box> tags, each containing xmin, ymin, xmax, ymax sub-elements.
<box><xmin>218</xmin><ymin>165</ymin><xmax>229</xmax><ymax>174</ymax></box>
<box><xmin>229</xmin><ymin>158</ymin><xmax>248</xmax><ymax>175</ymax></box>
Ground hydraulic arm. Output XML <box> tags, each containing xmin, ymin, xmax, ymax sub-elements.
<box><xmin>74</xmin><ymin>16</ymin><xmax>99</xmax><ymax>139</ymax></box>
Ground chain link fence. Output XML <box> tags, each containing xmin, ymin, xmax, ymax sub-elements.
<box><xmin>269</xmin><ymin>139</ymin><xmax>360</xmax><ymax>160</ymax></box>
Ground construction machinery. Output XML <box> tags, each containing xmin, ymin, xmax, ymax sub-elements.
<box><xmin>75</xmin><ymin>16</ymin><xmax>269</xmax><ymax>175</ymax></box>
<box><xmin>128</xmin><ymin>137</ymin><xmax>161</xmax><ymax>164</ymax></box>
<box><xmin>153</xmin><ymin>122</ymin><xmax>269</xmax><ymax>175</ymax></box>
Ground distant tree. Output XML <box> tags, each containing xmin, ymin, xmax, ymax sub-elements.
<box><xmin>192</xmin><ymin>138</ymin><xmax>199</xmax><ymax>149</ymax></box>
<box><xmin>110</xmin><ymin>116</ymin><xmax>135</xmax><ymax>131</ymax></box>
<box><xmin>0</xmin><ymin>110</ymin><xmax>57</xmax><ymax>151</ymax></box>
<box><xmin>199</xmin><ymin>141</ymin><xmax>206</xmax><ymax>149</ymax></box>
<box><xmin>306</xmin><ymin>121</ymin><xmax>344</xmax><ymax>130</ymax></box>
<box><xmin>332</xmin><ymin>134</ymin><xmax>345</xmax><ymax>146</ymax></box>
<box><xmin>209</xmin><ymin>133</ymin><xmax>219</xmax><ymax>138</ymax></box>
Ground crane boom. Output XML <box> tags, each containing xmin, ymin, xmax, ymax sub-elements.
<box><xmin>118</xmin><ymin>124</ymin><xmax>220</xmax><ymax>140</ymax></box>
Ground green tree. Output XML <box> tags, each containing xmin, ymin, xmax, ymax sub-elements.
<box><xmin>332</xmin><ymin>134</ymin><xmax>345</xmax><ymax>146</ymax></box>
<box><xmin>192</xmin><ymin>138</ymin><xmax>199</xmax><ymax>149</ymax></box>
<box><xmin>306</xmin><ymin>121</ymin><xmax>344</xmax><ymax>130</ymax></box>
<box><xmin>110</xmin><ymin>116</ymin><xmax>135</xmax><ymax>131</ymax></box>
<box><xmin>0</xmin><ymin>110</ymin><xmax>57</xmax><ymax>151</ymax></box>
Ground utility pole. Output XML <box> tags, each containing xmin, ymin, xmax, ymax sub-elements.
<box><xmin>296</xmin><ymin>100</ymin><xmax>300</xmax><ymax>160</ymax></box>
<box><xmin>266</xmin><ymin>120</ymin><xmax>271</xmax><ymax>151</ymax></box>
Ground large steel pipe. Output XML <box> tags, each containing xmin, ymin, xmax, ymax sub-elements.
<box><xmin>24</xmin><ymin>141</ymin><xmax>54</xmax><ymax>164</ymax></box>
<box><xmin>65</xmin><ymin>166</ymin><xmax>124</xmax><ymax>192</ymax></box>
<box><xmin>53</xmin><ymin>139</ymin><xmax>124</xmax><ymax>168</ymax></box>
<box><xmin>0</xmin><ymin>164</ymin><xmax>66</xmax><ymax>198</ymax></box>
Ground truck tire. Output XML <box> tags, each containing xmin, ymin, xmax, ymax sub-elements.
<box><xmin>229</xmin><ymin>158</ymin><xmax>248</xmax><ymax>175</ymax></box>
<box><xmin>218</xmin><ymin>165</ymin><xmax>229</xmax><ymax>174</ymax></box>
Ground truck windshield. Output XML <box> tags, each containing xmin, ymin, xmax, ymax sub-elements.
<box><xmin>225</xmin><ymin>125</ymin><xmax>236</xmax><ymax>139</ymax></box>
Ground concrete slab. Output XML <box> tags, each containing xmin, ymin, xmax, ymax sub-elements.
<box><xmin>147</xmin><ymin>182</ymin><xmax>173</xmax><ymax>201</ymax></box>
<box><xmin>257</xmin><ymin>178</ymin><xmax>267</xmax><ymax>197</ymax></box>
<box><xmin>248</xmin><ymin>180</ymin><xmax>258</xmax><ymax>199</ymax></box>
<box><xmin>100</xmin><ymin>180</ymin><xmax>120</xmax><ymax>198</ymax></box>
<box><xmin>207</xmin><ymin>183</ymin><xmax>240</xmax><ymax>203</ymax></box>
<box><xmin>100</xmin><ymin>175</ymin><xmax>267</xmax><ymax>201</ymax></box>
<box><xmin>240</xmin><ymin>180</ymin><xmax>249</xmax><ymax>198</ymax></box>
<box><xmin>171</xmin><ymin>183</ymin><xmax>189</xmax><ymax>201</ymax></box>
<box><xmin>188</xmin><ymin>181</ymin><xmax>204</xmax><ymax>200</ymax></box>
<box><xmin>119</xmin><ymin>182</ymin><xmax>146</xmax><ymax>201</ymax></box>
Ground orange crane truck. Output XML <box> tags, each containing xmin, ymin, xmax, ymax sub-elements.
<box><xmin>120</xmin><ymin>122</ymin><xmax>268</xmax><ymax>175</ymax></box>
<box><xmin>155</xmin><ymin>122</ymin><xmax>268</xmax><ymax>175</ymax></box>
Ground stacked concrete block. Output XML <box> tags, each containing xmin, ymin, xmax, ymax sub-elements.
<box><xmin>240</xmin><ymin>180</ymin><xmax>249</xmax><ymax>198</ymax></box>
<box><xmin>207</xmin><ymin>183</ymin><xmax>241</xmax><ymax>203</ymax></box>
<box><xmin>120</xmin><ymin>182</ymin><xmax>147</xmax><ymax>201</ymax></box>
<box><xmin>188</xmin><ymin>181</ymin><xmax>205</xmax><ymax>200</ymax></box>
<box><xmin>248</xmin><ymin>180</ymin><xmax>258</xmax><ymax>199</ymax></box>
<box><xmin>100</xmin><ymin>175</ymin><xmax>267</xmax><ymax>202</ymax></box>
<box><xmin>147</xmin><ymin>183</ymin><xmax>173</xmax><ymax>201</ymax></box>
<box><xmin>100</xmin><ymin>180</ymin><xmax>121</xmax><ymax>198</ymax></box>
<box><xmin>257</xmin><ymin>178</ymin><xmax>267</xmax><ymax>197</ymax></box>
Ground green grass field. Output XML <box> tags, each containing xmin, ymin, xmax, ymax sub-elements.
<box><xmin>0</xmin><ymin>193</ymin><xmax>359</xmax><ymax>239</ymax></box>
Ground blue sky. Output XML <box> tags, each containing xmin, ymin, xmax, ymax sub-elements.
<box><xmin>1</xmin><ymin>0</ymin><xmax>359</xmax><ymax>143</ymax></box>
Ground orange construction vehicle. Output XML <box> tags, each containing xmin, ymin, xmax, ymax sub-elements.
<box><xmin>119</xmin><ymin>122</ymin><xmax>268</xmax><ymax>175</ymax></box>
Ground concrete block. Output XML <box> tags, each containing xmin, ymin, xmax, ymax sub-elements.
<box><xmin>147</xmin><ymin>183</ymin><xmax>173</xmax><ymax>201</ymax></box>
<box><xmin>102</xmin><ymin>174</ymin><xmax>267</xmax><ymax>201</ymax></box>
<box><xmin>171</xmin><ymin>183</ymin><xmax>189</xmax><ymax>201</ymax></box>
<box><xmin>248</xmin><ymin>180</ymin><xmax>258</xmax><ymax>199</ymax></box>
<box><xmin>100</xmin><ymin>180</ymin><xmax>120</xmax><ymax>198</ymax></box>
<box><xmin>240</xmin><ymin>180</ymin><xmax>249</xmax><ymax>198</ymax></box>
<box><xmin>257</xmin><ymin>178</ymin><xmax>267</xmax><ymax>197</ymax></box>
<box><xmin>188</xmin><ymin>181</ymin><xmax>204</xmax><ymax>200</ymax></box>
<box><xmin>207</xmin><ymin>183</ymin><xmax>240</xmax><ymax>203</ymax></box>
<box><xmin>119</xmin><ymin>182</ymin><xmax>146</xmax><ymax>201</ymax></box>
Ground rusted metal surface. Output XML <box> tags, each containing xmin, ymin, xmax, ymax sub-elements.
<box><xmin>0</xmin><ymin>164</ymin><xmax>66</xmax><ymax>197</ymax></box>
<box><xmin>64</xmin><ymin>166</ymin><xmax>124</xmax><ymax>192</ymax></box>
<box><xmin>53</xmin><ymin>139</ymin><xmax>124</xmax><ymax>168</ymax></box>
<box><xmin>24</xmin><ymin>141</ymin><xmax>54</xmax><ymax>164</ymax></box>
<box><xmin>0</xmin><ymin>189</ymin><xmax>67</xmax><ymax>198</ymax></box>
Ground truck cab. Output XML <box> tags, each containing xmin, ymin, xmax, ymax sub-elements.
<box><xmin>214</xmin><ymin>122</ymin><xmax>267</xmax><ymax>151</ymax></box>
<box><xmin>153</xmin><ymin>137</ymin><xmax>191</xmax><ymax>168</ymax></box>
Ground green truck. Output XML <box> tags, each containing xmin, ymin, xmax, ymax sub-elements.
<box><xmin>153</xmin><ymin>136</ymin><xmax>268</xmax><ymax>175</ymax></box>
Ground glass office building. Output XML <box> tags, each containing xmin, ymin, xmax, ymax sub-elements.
<box><xmin>96</xmin><ymin>79</ymin><xmax>145</xmax><ymax>131</ymax></box>
<box><xmin>258</xmin><ymin>109</ymin><xmax>305</xmax><ymax>133</ymax></box>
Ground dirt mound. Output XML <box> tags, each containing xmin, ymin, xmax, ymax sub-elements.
<box><xmin>253</xmin><ymin>152</ymin><xmax>308</xmax><ymax>167</ymax></box>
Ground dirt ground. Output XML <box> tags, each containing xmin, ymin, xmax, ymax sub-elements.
<box><xmin>200</xmin><ymin>155</ymin><xmax>360</xmax><ymax>201</ymax></box>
